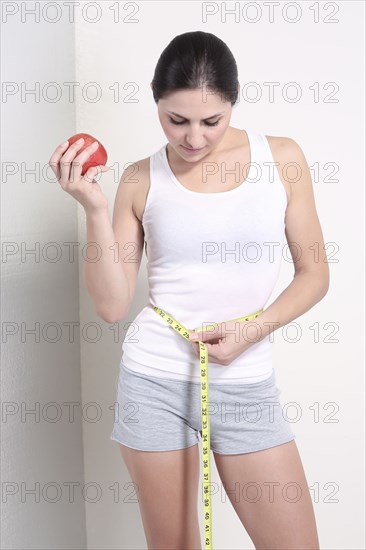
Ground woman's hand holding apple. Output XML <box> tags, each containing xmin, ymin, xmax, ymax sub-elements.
<box><xmin>48</xmin><ymin>134</ymin><xmax>110</xmax><ymax>215</ymax></box>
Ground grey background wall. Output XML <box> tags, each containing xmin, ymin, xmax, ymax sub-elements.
<box><xmin>1</xmin><ymin>1</ymin><xmax>365</xmax><ymax>549</ymax></box>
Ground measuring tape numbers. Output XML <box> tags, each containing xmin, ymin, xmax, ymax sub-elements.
<box><xmin>152</xmin><ymin>304</ymin><xmax>264</xmax><ymax>549</ymax></box>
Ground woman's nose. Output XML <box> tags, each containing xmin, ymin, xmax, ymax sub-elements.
<box><xmin>184</xmin><ymin>133</ymin><xmax>205</xmax><ymax>149</ymax></box>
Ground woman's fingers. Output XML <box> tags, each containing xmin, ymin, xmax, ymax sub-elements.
<box><xmin>48</xmin><ymin>141</ymin><xmax>69</xmax><ymax>179</ymax></box>
<box><xmin>48</xmin><ymin>138</ymin><xmax>110</xmax><ymax>213</ymax></box>
<box><xmin>69</xmin><ymin>140</ymin><xmax>101</xmax><ymax>184</ymax></box>
<box><xmin>49</xmin><ymin>139</ymin><xmax>109</xmax><ymax>187</ymax></box>
<box><xmin>59</xmin><ymin>138</ymin><xmax>86</xmax><ymax>187</ymax></box>
<box><xmin>82</xmin><ymin>164</ymin><xmax>110</xmax><ymax>184</ymax></box>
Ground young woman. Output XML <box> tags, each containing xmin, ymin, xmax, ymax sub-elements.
<box><xmin>49</xmin><ymin>31</ymin><xmax>328</xmax><ymax>550</ymax></box>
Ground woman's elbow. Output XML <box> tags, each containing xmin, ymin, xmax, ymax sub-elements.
<box><xmin>318</xmin><ymin>267</ymin><xmax>330</xmax><ymax>297</ymax></box>
<box><xmin>95</xmin><ymin>305</ymin><xmax>128</xmax><ymax>324</ymax></box>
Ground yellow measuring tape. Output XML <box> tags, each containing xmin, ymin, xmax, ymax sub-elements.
<box><xmin>152</xmin><ymin>304</ymin><xmax>264</xmax><ymax>549</ymax></box>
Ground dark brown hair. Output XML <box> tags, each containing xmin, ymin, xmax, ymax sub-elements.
<box><xmin>151</xmin><ymin>31</ymin><xmax>239</xmax><ymax>106</ymax></box>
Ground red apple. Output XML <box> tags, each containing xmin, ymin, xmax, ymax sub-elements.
<box><xmin>67</xmin><ymin>133</ymin><xmax>108</xmax><ymax>176</ymax></box>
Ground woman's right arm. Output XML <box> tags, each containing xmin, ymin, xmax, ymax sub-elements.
<box><xmin>83</xmin><ymin>162</ymin><xmax>145</xmax><ymax>323</ymax></box>
<box><xmin>83</xmin><ymin>207</ymin><xmax>130</xmax><ymax>323</ymax></box>
<box><xmin>49</xmin><ymin>139</ymin><xmax>144</xmax><ymax>323</ymax></box>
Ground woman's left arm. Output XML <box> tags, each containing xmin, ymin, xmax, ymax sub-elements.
<box><xmin>248</xmin><ymin>136</ymin><xmax>330</xmax><ymax>344</ymax></box>
<box><xmin>190</xmin><ymin>137</ymin><xmax>330</xmax><ymax>364</ymax></box>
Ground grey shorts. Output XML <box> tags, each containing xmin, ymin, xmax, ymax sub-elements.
<box><xmin>110</xmin><ymin>361</ymin><xmax>296</xmax><ymax>454</ymax></box>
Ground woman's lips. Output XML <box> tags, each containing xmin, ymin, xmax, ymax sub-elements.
<box><xmin>181</xmin><ymin>145</ymin><xmax>206</xmax><ymax>153</ymax></box>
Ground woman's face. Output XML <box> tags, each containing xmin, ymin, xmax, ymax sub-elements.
<box><xmin>155</xmin><ymin>87</ymin><xmax>233</xmax><ymax>162</ymax></box>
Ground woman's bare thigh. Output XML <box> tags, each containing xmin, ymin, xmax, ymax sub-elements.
<box><xmin>118</xmin><ymin>442</ymin><xmax>202</xmax><ymax>550</ymax></box>
<box><xmin>213</xmin><ymin>440</ymin><xmax>320</xmax><ymax>550</ymax></box>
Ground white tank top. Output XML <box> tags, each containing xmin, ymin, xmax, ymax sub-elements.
<box><xmin>121</xmin><ymin>129</ymin><xmax>288</xmax><ymax>384</ymax></box>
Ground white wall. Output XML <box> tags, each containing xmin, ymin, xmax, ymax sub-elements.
<box><xmin>76</xmin><ymin>2</ymin><xmax>365</xmax><ymax>549</ymax></box>
<box><xmin>1</xmin><ymin>3</ymin><xmax>86</xmax><ymax>549</ymax></box>
<box><xmin>2</xmin><ymin>1</ymin><xmax>364</xmax><ymax>549</ymax></box>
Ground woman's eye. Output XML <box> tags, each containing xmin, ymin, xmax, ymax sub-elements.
<box><xmin>169</xmin><ymin>117</ymin><xmax>219</xmax><ymax>127</ymax></box>
<box><xmin>169</xmin><ymin>118</ymin><xmax>185</xmax><ymax>125</ymax></box>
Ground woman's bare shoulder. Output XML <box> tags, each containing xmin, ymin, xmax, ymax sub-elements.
<box><xmin>125</xmin><ymin>156</ymin><xmax>151</xmax><ymax>223</ymax></box>
<box><xmin>265</xmin><ymin>134</ymin><xmax>300</xmax><ymax>156</ymax></box>
<box><xmin>265</xmin><ymin>135</ymin><xmax>307</xmax><ymax>205</ymax></box>
<box><xmin>265</xmin><ymin>134</ymin><xmax>306</xmax><ymax>164</ymax></box>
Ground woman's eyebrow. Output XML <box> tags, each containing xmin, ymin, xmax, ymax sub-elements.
<box><xmin>167</xmin><ymin>111</ymin><xmax>224</xmax><ymax>121</ymax></box>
